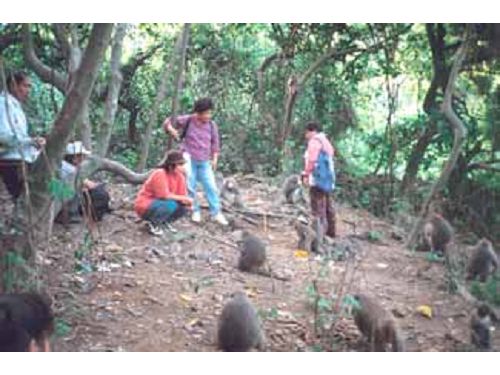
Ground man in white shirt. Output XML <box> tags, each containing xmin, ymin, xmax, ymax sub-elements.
<box><xmin>0</xmin><ymin>71</ymin><xmax>45</xmax><ymax>199</ymax></box>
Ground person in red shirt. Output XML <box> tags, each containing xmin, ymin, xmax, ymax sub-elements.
<box><xmin>135</xmin><ymin>150</ymin><xmax>193</xmax><ymax>235</ymax></box>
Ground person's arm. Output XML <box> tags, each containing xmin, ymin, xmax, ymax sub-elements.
<box><xmin>83</xmin><ymin>179</ymin><xmax>98</xmax><ymax>190</ymax></box>
<box><xmin>165</xmin><ymin>192</ymin><xmax>192</xmax><ymax>205</ymax></box>
<box><xmin>163</xmin><ymin>114</ymin><xmax>189</xmax><ymax>140</ymax></box>
<box><xmin>152</xmin><ymin>172</ymin><xmax>192</xmax><ymax>205</ymax></box>
<box><xmin>210</xmin><ymin>122</ymin><xmax>220</xmax><ymax>170</ymax></box>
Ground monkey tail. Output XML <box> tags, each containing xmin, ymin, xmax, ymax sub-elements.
<box><xmin>254</xmin><ymin>269</ymin><xmax>291</xmax><ymax>282</ymax></box>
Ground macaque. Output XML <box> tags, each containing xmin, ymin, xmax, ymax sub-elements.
<box><xmin>217</xmin><ymin>291</ymin><xmax>265</xmax><ymax>351</ymax></box>
<box><xmin>216</xmin><ymin>172</ymin><xmax>244</xmax><ymax>208</ymax></box>
<box><xmin>294</xmin><ymin>220</ymin><xmax>319</xmax><ymax>253</ymax></box>
<box><xmin>423</xmin><ymin>214</ymin><xmax>454</xmax><ymax>254</ymax></box>
<box><xmin>352</xmin><ymin>294</ymin><xmax>405</xmax><ymax>352</ymax></box>
<box><xmin>466</xmin><ymin>238</ymin><xmax>498</xmax><ymax>282</ymax></box>
<box><xmin>470</xmin><ymin>304</ymin><xmax>497</xmax><ymax>351</ymax></box>
<box><xmin>237</xmin><ymin>231</ymin><xmax>289</xmax><ymax>281</ymax></box>
<box><xmin>283</xmin><ymin>174</ymin><xmax>303</xmax><ymax>204</ymax></box>
<box><xmin>238</xmin><ymin>231</ymin><xmax>267</xmax><ymax>272</ymax></box>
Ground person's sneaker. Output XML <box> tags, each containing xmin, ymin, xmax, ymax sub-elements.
<box><xmin>191</xmin><ymin>211</ymin><xmax>202</xmax><ymax>223</ymax></box>
<box><xmin>147</xmin><ymin>222</ymin><xmax>164</xmax><ymax>236</ymax></box>
<box><xmin>212</xmin><ymin>212</ymin><xmax>229</xmax><ymax>226</ymax></box>
<box><xmin>163</xmin><ymin>222</ymin><xmax>178</xmax><ymax>233</ymax></box>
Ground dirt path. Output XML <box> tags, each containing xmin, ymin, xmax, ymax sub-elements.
<box><xmin>43</xmin><ymin>181</ymin><xmax>495</xmax><ymax>352</ymax></box>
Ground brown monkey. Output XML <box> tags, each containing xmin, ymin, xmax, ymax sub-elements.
<box><xmin>466</xmin><ymin>238</ymin><xmax>498</xmax><ymax>282</ymax></box>
<box><xmin>222</xmin><ymin>177</ymin><xmax>244</xmax><ymax>208</ymax></box>
<box><xmin>283</xmin><ymin>174</ymin><xmax>304</xmax><ymax>204</ymax></box>
<box><xmin>238</xmin><ymin>231</ymin><xmax>267</xmax><ymax>272</ymax></box>
<box><xmin>294</xmin><ymin>220</ymin><xmax>319</xmax><ymax>253</ymax></box>
<box><xmin>217</xmin><ymin>291</ymin><xmax>265</xmax><ymax>351</ymax></box>
<box><xmin>216</xmin><ymin>172</ymin><xmax>244</xmax><ymax>208</ymax></box>
<box><xmin>470</xmin><ymin>304</ymin><xmax>496</xmax><ymax>351</ymax></box>
<box><xmin>237</xmin><ymin>231</ymin><xmax>289</xmax><ymax>281</ymax></box>
<box><xmin>352</xmin><ymin>294</ymin><xmax>405</xmax><ymax>352</ymax></box>
<box><xmin>423</xmin><ymin>214</ymin><xmax>454</xmax><ymax>254</ymax></box>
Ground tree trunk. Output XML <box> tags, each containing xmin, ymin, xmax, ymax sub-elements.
<box><xmin>30</xmin><ymin>24</ymin><xmax>114</xmax><ymax>215</ymax></box>
<box><xmin>136</xmin><ymin>24</ymin><xmax>190</xmax><ymax>172</ymax></box>
<box><xmin>128</xmin><ymin>108</ymin><xmax>139</xmax><ymax>144</ymax></box>
<box><xmin>406</xmin><ymin>26</ymin><xmax>472</xmax><ymax>250</ymax></box>
<box><xmin>74</xmin><ymin>103</ymin><xmax>92</xmax><ymax>150</ymax></box>
<box><xmin>170</xmin><ymin>25</ymin><xmax>190</xmax><ymax>130</ymax></box>
<box><xmin>400</xmin><ymin>24</ymin><xmax>449</xmax><ymax>194</ymax></box>
<box><xmin>96</xmin><ymin>23</ymin><xmax>128</xmax><ymax>157</ymax></box>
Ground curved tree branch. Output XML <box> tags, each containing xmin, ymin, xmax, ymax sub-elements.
<box><xmin>81</xmin><ymin>156</ymin><xmax>151</xmax><ymax>184</ymax></box>
<box><xmin>22</xmin><ymin>24</ymin><xmax>67</xmax><ymax>92</ymax></box>
<box><xmin>406</xmin><ymin>25</ymin><xmax>473</xmax><ymax>250</ymax></box>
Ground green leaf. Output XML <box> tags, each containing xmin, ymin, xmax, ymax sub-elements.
<box><xmin>48</xmin><ymin>178</ymin><xmax>75</xmax><ymax>201</ymax></box>
<box><xmin>53</xmin><ymin>318</ymin><xmax>72</xmax><ymax>338</ymax></box>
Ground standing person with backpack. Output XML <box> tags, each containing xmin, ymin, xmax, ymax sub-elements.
<box><xmin>301</xmin><ymin>122</ymin><xmax>336</xmax><ymax>238</ymax></box>
<box><xmin>163</xmin><ymin>97</ymin><xmax>228</xmax><ymax>226</ymax></box>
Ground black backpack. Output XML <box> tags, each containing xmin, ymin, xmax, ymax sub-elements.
<box><xmin>79</xmin><ymin>183</ymin><xmax>111</xmax><ymax>221</ymax></box>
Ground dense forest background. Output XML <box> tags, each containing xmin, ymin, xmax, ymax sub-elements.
<box><xmin>2</xmin><ymin>24</ymin><xmax>498</xmax><ymax>235</ymax></box>
<box><xmin>1</xmin><ymin>24</ymin><xmax>500</xmax><ymax>351</ymax></box>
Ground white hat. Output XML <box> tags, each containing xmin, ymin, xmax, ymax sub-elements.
<box><xmin>65</xmin><ymin>141</ymin><xmax>91</xmax><ymax>156</ymax></box>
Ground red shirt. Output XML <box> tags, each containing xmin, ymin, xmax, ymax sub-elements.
<box><xmin>134</xmin><ymin>168</ymin><xmax>187</xmax><ymax>216</ymax></box>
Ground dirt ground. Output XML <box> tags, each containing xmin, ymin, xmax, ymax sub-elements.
<box><xmin>5</xmin><ymin>176</ymin><xmax>497</xmax><ymax>352</ymax></box>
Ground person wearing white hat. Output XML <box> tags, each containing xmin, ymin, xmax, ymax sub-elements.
<box><xmin>56</xmin><ymin>141</ymin><xmax>111</xmax><ymax>224</ymax></box>
<box><xmin>61</xmin><ymin>141</ymin><xmax>96</xmax><ymax>191</ymax></box>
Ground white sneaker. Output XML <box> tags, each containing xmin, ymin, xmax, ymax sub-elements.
<box><xmin>147</xmin><ymin>222</ymin><xmax>164</xmax><ymax>236</ymax></box>
<box><xmin>164</xmin><ymin>223</ymin><xmax>178</xmax><ymax>233</ymax></box>
<box><xmin>212</xmin><ymin>212</ymin><xmax>229</xmax><ymax>226</ymax></box>
<box><xmin>191</xmin><ymin>211</ymin><xmax>202</xmax><ymax>223</ymax></box>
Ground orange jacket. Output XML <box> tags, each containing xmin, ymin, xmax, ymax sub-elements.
<box><xmin>134</xmin><ymin>168</ymin><xmax>187</xmax><ymax>216</ymax></box>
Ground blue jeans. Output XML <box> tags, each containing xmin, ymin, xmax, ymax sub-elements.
<box><xmin>143</xmin><ymin>199</ymin><xmax>186</xmax><ymax>225</ymax></box>
<box><xmin>185</xmin><ymin>157</ymin><xmax>220</xmax><ymax>216</ymax></box>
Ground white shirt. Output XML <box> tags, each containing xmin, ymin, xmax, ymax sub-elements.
<box><xmin>0</xmin><ymin>91</ymin><xmax>38</xmax><ymax>162</ymax></box>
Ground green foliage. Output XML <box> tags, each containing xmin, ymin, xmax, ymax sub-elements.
<box><xmin>74</xmin><ymin>232</ymin><xmax>95</xmax><ymax>274</ymax></box>
<box><xmin>1</xmin><ymin>251</ymin><xmax>33</xmax><ymax>292</ymax></box>
<box><xmin>53</xmin><ymin>318</ymin><xmax>72</xmax><ymax>338</ymax></box>
<box><xmin>470</xmin><ymin>274</ymin><xmax>500</xmax><ymax>306</ymax></box>
<box><xmin>367</xmin><ymin>230</ymin><xmax>383</xmax><ymax>242</ymax></box>
<box><xmin>426</xmin><ymin>252</ymin><xmax>445</xmax><ymax>263</ymax></box>
<box><xmin>48</xmin><ymin>178</ymin><xmax>75</xmax><ymax>201</ymax></box>
<box><xmin>258</xmin><ymin>307</ymin><xmax>279</xmax><ymax>321</ymax></box>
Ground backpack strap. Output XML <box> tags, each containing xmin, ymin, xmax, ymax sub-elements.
<box><xmin>180</xmin><ymin>116</ymin><xmax>215</xmax><ymax>142</ymax></box>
